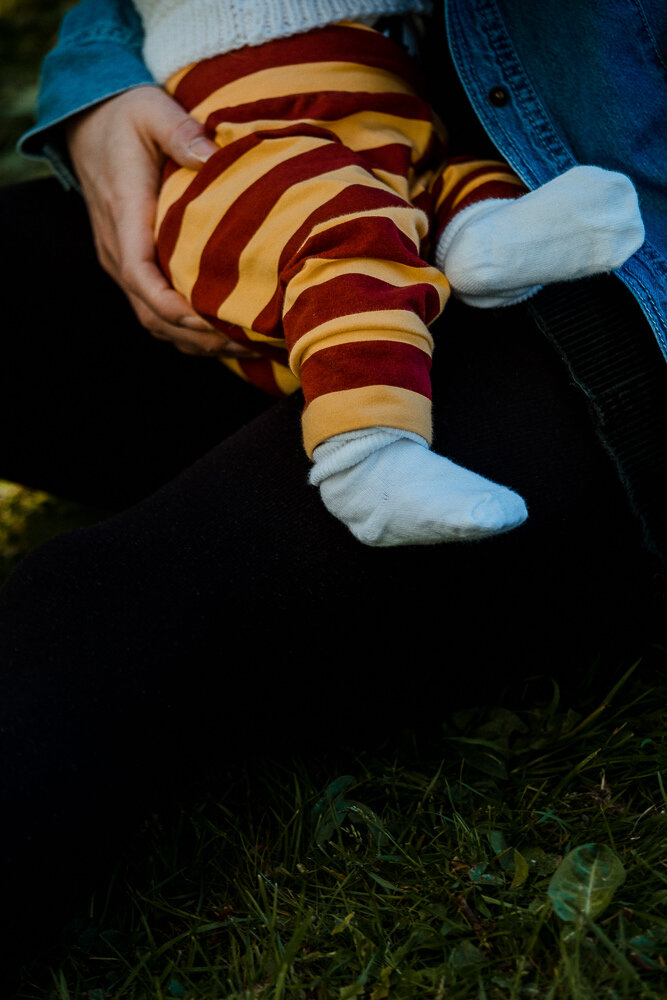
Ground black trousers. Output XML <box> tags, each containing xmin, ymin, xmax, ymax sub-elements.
<box><xmin>0</xmin><ymin>179</ymin><xmax>663</xmax><ymax>966</ymax></box>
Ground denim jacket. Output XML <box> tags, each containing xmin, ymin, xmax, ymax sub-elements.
<box><xmin>445</xmin><ymin>0</ymin><xmax>667</xmax><ymax>561</ymax></box>
<box><xmin>19</xmin><ymin>0</ymin><xmax>666</xmax><ymax>361</ymax></box>
<box><xmin>446</xmin><ymin>0</ymin><xmax>667</xmax><ymax>364</ymax></box>
<box><xmin>19</xmin><ymin>0</ymin><xmax>153</xmax><ymax>189</ymax></box>
<box><xmin>18</xmin><ymin>0</ymin><xmax>667</xmax><ymax>557</ymax></box>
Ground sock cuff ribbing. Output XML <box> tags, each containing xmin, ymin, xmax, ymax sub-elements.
<box><xmin>309</xmin><ymin>426</ymin><xmax>427</xmax><ymax>484</ymax></box>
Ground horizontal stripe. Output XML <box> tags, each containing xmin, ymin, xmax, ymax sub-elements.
<box><xmin>305</xmin><ymin>201</ymin><xmax>427</xmax><ymax>252</ymax></box>
<box><xmin>160</xmin><ymin>121</ymin><xmax>366</xmax><ymax>279</ymax></box>
<box><xmin>158</xmin><ymin>129</ymin><xmax>314</xmax><ymax>285</ymax></box>
<box><xmin>207</xmin><ymin>113</ymin><xmax>433</xmax><ymax>172</ymax></box>
<box><xmin>284</xmin><ymin>266</ymin><xmax>448</xmax><ymax>346</ymax></box>
<box><xmin>295</xmin><ymin>309</ymin><xmax>436</xmax><ymax>368</ymax></box>
<box><xmin>300</xmin><ymin>339</ymin><xmax>432</xmax><ymax>403</ymax></box>
<box><xmin>170</xmin><ymin>22</ymin><xmax>426</xmax><ymax>108</ymax></box>
<box><xmin>251</xmin><ymin>184</ymin><xmax>430</xmax><ymax>335</ymax></box>
<box><xmin>434</xmin><ymin>161</ymin><xmax>525</xmax><ymax>221</ymax></box>
<box><xmin>189</xmin><ymin>61</ymin><xmax>419</xmax><ymax>127</ymax></box>
<box><xmin>285</xmin><ymin>274</ymin><xmax>446</xmax><ymax>353</ymax></box>
<box><xmin>447</xmin><ymin>173</ymin><xmax>525</xmax><ymax>213</ymax></box>
<box><xmin>153</xmin><ymin>22</ymin><xmax>529</xmax><ymax>463</ymax></box>
<box><xmin>160</xmin><ymin>54</ymin><xmax>446</xmax><ymax>341</ymax></box>
<box><xmin>286</xmin><ymin>256</ymin><xmax>438</xmax><ymax>301</ymax></box>
<box><xmin>161</xmin><ymin>132</ymin><xmax>330</xmax><ymax>300</ymax></box>
<box><xmin>447</xmin><ymin>180</ymin><xmax>527</xmax><ymax>220</ymax></box>
<box><xmin>217</xmin><ymin>168</ymin><xmax>422</xmax><ymax>333</ymax></box>
<box><xmin>302</xmin><ymin>384</ymin><xmax>433</xmax><ymax>457</ymax></box>
<box><xmin>192</xmin><ymin>135</ymin><xmax>405</xmax><ymax>318</ymax></box>
<box><xmin>293</xmin><ymin>215</ymin><xmax>431</xmax><ymax>271</ymax></box>
<box><xmin>432</xmin><ymin>159</ymin><xmax>503</xmax><ymax>203</ymax></box>
<box><xmin>206</xmin><ymin>90</ymin><xmax>430</xmax><ymax>131</ymax></box>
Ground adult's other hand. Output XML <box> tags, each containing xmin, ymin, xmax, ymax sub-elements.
<box><xmin>66</xmin><ymin>86</ymin><xmax>257</xmax><ymax>358</ymax></box>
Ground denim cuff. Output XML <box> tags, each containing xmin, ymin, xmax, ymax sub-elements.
<box><xmin>17</xmin><ymin>0</ymin><xmax>154</xmax><ymax>186</ymax></box>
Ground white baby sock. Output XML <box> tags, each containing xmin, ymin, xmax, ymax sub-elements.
<box><xmin>436</xmin><ymin>165</ymin><xmax>645</xmax><ymax>308</ymax></box>
<box><xmin>309</xmin><ymin>427</ymin><xmax>528</xmax><ymax>546</ymax></box>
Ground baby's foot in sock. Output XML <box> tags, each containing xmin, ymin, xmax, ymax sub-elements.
<box><xmin>310</xmin><ymin>429</ymin><xmax>528</xmax><ymax>546</ymax></box>
<box><xmin>437</xmin><ymin>165</ymin><xmax>645</xmax><ymax>307</ymax></box>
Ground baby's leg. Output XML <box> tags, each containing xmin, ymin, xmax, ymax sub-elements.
<box><xmin>280</xmin><ymin>180</ymin><xmax>529</xmax><ymax>545</ymax></box>
<box><xmin>286</xmin><ymin>157</ymin><xmax>529</xmax><ymax>546</ymax></box>
<box><xmin>157</xmin><ymin>29</ymin><xmax>530</xmax><ymax>547</ymax></box>
<box><xmin>436</xmin><ymin>166</ymin><xmax>645</xmax><ymax>307</ymax></box>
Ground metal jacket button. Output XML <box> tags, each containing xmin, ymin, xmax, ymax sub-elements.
<box><xmin>488</xmin><ymin>86</ymin><xmax>510</xmax><ymax>106</ymax></box>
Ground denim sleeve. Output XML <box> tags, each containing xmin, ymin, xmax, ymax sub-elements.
<box><xmin>18</xmin><ymin>0</ymin><xmax>154</xmax><ymax>188</ymax></box>
<box><xmin>445</xmin><ymin>0</ymin><xmax>667</xmax><ymax>362</ymax></box>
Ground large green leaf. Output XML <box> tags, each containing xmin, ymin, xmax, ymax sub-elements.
<box><xmin>547</xmin><ymin>843</ymin><xmax>625</xmax><ymax>922</ymax></box>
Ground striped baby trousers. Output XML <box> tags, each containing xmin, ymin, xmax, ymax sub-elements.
<box><xmin>156</xmin><ymin>21</ymin><xmax>524</xmax><ymax>456</ymax></box>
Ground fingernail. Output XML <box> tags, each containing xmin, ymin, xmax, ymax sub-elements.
<box><xmin>188</xmin><ymin>136</ymin><xmax>215</xmax><ymax>163</ymax></box>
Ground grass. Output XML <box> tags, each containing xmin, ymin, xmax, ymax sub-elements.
<box><xmin>3</xmin><ymin>6</ymin><xmax>667</xmax><ymax>998</ymax></box>
<box><xmin>0</xmin><ymin>480</ymin><xmax>110</xmax><ymax>583</ymax></box>
<box><xmin>11</xmin><ymin>653</ymin><xmax>667</xmax><ymax>999</ymax></box>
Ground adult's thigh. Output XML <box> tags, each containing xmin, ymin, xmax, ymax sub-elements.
<box><xmin>0</xmin><ymin>263</ymin><xmax>662</xmax><ymax>966</ymax></box>
<box><xmin>0</xmin><ymin>178</ymin><xmax>273</xmax><ymax>506</ymax></box>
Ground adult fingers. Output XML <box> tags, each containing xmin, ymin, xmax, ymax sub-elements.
<box><xmin>148</xmin><ymin>107</ymin><xmax>218</xmax><ymax>170</ymax></box>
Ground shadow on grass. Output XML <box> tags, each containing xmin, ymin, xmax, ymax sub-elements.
<box><xmin>12</xmin><ymin>654</ymin><xmax>667</xmax><ymax>1000</ymax></box>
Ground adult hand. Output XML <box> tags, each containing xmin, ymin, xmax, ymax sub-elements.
<box><xmin>66</xmin><ymin>85</ymin><xmax>258</xmax><ymax>358</ymax></box>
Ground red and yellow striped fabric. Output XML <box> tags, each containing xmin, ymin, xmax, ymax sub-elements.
<box><xmin>155</xmin><ymin>21</ymin><xmax>525</xmax><ymax>456</ymax></box>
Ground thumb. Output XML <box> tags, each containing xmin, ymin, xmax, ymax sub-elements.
<box><xmin>150</xmin><ymin>96</ymin><xmax>218</xmax><ymax>169</ymax></box>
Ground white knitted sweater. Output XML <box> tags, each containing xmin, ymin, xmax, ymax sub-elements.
<box><xmin>133</xmin><ymin>0</ymin><xmax>432</xmax><ymax>83</ymax></box>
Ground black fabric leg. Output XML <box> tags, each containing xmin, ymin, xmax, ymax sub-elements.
<box><xmin>0</xmin><ymin>179</ymin><xmax>664</xmax><ymax>971</ymax></box>
<box><xmin>0</xmin><ymin>178</ymin><xmax>273</xmax><ymax>507</ymax></box>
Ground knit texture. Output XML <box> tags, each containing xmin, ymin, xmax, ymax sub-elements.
<box><xmin>134</xmin><ymin>0</ymin><xmax>433</xmax><ymax>82</ymax></box>
<box><xmin>436</xmin><ymin>166</ymin><xmax>644</xmax><ymax>309</ymax></box>
<box><xmin>309</xmin><ymin>427</ymin><xmax>528</xmax><ymax>545</ymax></box>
